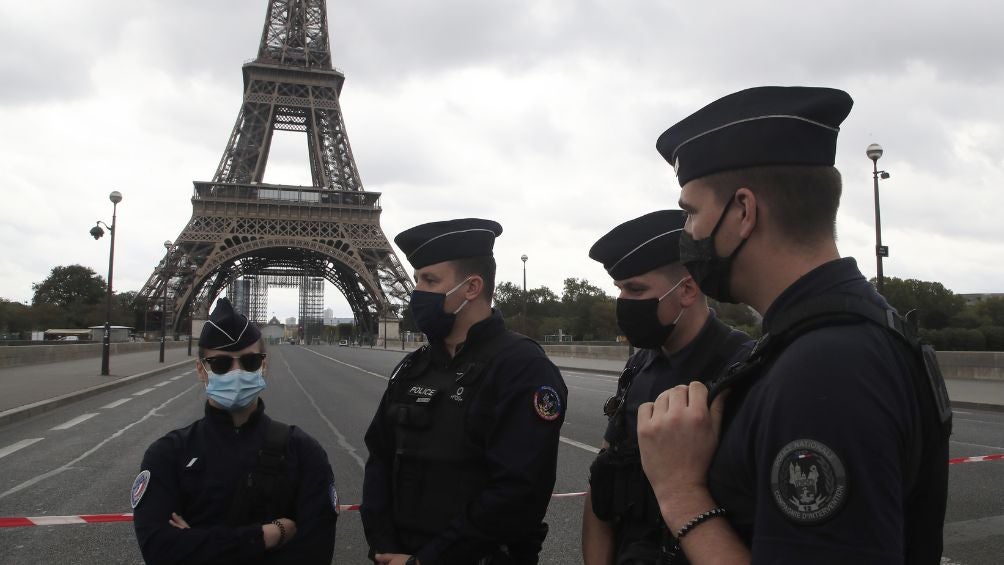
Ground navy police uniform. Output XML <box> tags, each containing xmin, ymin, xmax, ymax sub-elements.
<box><xmin>586</xmin><ymin>210</ymin><xmax>752</xmax><ymax>564</ymax></box>
<box><xmin>706</xmin><ymin>259</ymin><xmax>950</xmax><ymax>563</ymax></box>
<box><xmin>133</xmin><ymin>298</ymin><xmax>337</xmax><ymax>565</ymax></box>
<box><xmin>591</xmin><ymin>315</ymin><xmax>750</xmax><ymax>563</ymax></box>
<box><xmin>655</xmin><ymin>86</ymin><xmax>951</xmax><ymax>563</ymax></box>
<box><xmin>361</xmin><ymin>218</ymin><xmax>568</xmax><ymax>564</ymax></box>
<box><xmin>134</xmin><ymin>401</ymin><xmax>338</xmax><ymax>564</ymax></box>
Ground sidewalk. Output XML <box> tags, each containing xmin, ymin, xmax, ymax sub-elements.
<box><xmin>548</xmin><ymin>355</ymin><xmax>1004</xmax><ymax>412</ymax></box>
<box><xmin>0</xmin><ymin>347</ymin><xmax>194</xmax><ymax>425</ymax></box>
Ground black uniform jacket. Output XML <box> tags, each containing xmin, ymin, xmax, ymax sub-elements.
<box><xmin>133</xmin><ymin>399</ymin><xmax>337</xmax><ymax>565</ymax></box>
<box><xmin>709</xmin><ymin>258</ymin><xmax>949</xmax><ymax>564</ymax></box>
<box><xmin>600</xmin><ymin>313</ymin><xmax>752</xmax><ymax>562</ymax></box>
<box><xmin>361</xmin><ymin>310</ymin><xmax>568</xmax><ymax>564</ymax></box>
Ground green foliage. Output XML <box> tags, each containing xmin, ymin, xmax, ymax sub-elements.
<box><xmin>920</xmin><ymin>328</ymin><xmax>986</xmax><ymax>351</ymax></box>
<box><xmin>0</xmin><ymin>298</ymin><xmax>32</xmax><ymax>335</ymax></box>
<box><xmin>979</xmin><ymin>326</ymin><xmax>1004</xmax><ymax>351</ymax></box>
<box><xmin>32</xmin><ymin>265</ymin><xmax>106</xmax><ymax>308</ymax></box>
<box><xmin>877</xmin><ymin>277</ymin><xmax>964</xmax><ymax>330</ymax></box>
<box><xmin>974</xmin><ymin>297</ymin><xmax>1004</xmax><ymax>326</ymax></box>
<box><xmin>493</xmin><ymin>278</ymin><xmax>618</xmax><ymax>341</ymax></box>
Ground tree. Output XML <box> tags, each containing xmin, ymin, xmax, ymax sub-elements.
<box><xmin>876</xmin><ymin>277</ymin><xmax>964</xmax><ymax>330</ymax></box>
<box><xmin>32</xmin><ymin>265</ymin><xmax>106</xmax><ymax>308</ymax></box>
<box><xmin>0</xmin><ymin>298</ymin><xmax>32</xmax><ymax>336</ymax></box>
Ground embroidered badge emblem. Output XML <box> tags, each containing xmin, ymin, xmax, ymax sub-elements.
<box><xmin>131</xmin><ymin>470</ymin><xmax>151</xmax><ymax>509</ymax></box>
<box><xmin>533</xmin><ymin>386</ymin><xmax>562</xmax><ymax>421</ymax></box>
<box><xmin>770</xmin><ymin>439</ymin><xmax>848</xmax><ymax>524</ymax></box>
<box><xmin>329</xmin><ymin>482</ymin><xmax>339</xmax><ymax>514</ymax></box>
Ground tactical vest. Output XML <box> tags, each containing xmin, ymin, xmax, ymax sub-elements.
<box><xmin>226</xmin><ymin>418</ymin><xmax>294</xmax><ymax>525</ymax></box>
<box><xmin>706</xmin><ymin>293</ymin><xmax>952</xmax><ymax>562</ymax></box>
<box><xmin>386</xmin><ymin>331</ymin><xmax>531</xmax><ymax>537</ymax></box>
<box><xmin>590</xmin><ymin>322</ymin><xmax>751</xmax><ymax>560</ymax></box>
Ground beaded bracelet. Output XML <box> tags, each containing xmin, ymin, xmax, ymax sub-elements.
<box><xmin>675</xmin><ymin>507</ymin><xmax>727</xmax><ymax>540</ymax></box>
<box><xmin>272</xmin><ymin>519</ymin><xmax>286</xmax><ymax>546</ymax></box>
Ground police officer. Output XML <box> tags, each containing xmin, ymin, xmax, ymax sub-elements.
<box><xmin>636</xmin><ymin>87</ymin><xmax>951</xmax><ymax>564</ymax></box>
<box><xmin>582</xmin><ymin>210</ymin><xmax>752</xmax><ymax>565</ymax></box>
<box><xmin>361</xmin><ymin>218</ymin><xmax>568</xmax><ymax>565</ymax></box>
<box><xmin>132</xmin><ymin>297</ymin><xmax>338</xmax><ymax>564</ymax></box>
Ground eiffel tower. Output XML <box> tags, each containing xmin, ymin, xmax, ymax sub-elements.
<box><xmin>136</xmin><ymin>0</ymin><xmax>412</xmax><ymax>341</ymax></box>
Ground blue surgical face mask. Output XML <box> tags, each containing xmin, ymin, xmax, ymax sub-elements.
<box><xmin>206</xmin><ymin>369</ymin><xmax>266</xmax><ymax>411</ymax></box>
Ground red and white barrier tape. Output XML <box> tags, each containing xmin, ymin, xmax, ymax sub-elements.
<box><xmin>3</xmin><ymin>452</ymin><xmax>1001</xmax><ymax>528</ymax></box>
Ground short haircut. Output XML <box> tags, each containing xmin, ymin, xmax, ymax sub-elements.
<box><xmin>700</xmin><ymin>165</ymin><xmax>842</xmax><ymax>245</ymax></box>
<box><xmin>450</xmin><ymin>255</ymin><xmax>497</xmax><ymax>302</ymax></box>
<box><xmin>199</xmin><ymin>337</ymin><xmax>266</xmax><ymax>360</ymax></box>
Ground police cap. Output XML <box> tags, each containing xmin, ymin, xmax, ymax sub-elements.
<box><xmin>395</xmin><ymin>218</ymin><xmax>503</xmax><ymax>269</ymax></box>
<box><xmin>198</xmin><ymin>297</ymin><xmax>261</xmax><ymax>351</ymax></box>
<box><xmin>589</xmin><ymin>210</ymin><xmax>687</xmax><ymax>280</ymax></box>
<box><xmin>656</xmin><ymin>86</ymin><xmax>854</xmax><ymax>186</ymax></box>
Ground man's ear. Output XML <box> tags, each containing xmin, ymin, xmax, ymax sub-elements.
<box><xmin>735</xmin><ymin>187</ymin><xmax>758</xmax><ymax>238</ymax></box>
<box><xmin>677</xmin><ymin>276</ymin><xmax>701</xmax><ymax>308</ymax></box>
<box><xmin>463</xmin><ymin>275</ymin><xmax>484</xmax><ymax>302</ymax></box>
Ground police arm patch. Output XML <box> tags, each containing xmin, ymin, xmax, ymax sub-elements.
<box><xmin>770</xmin><ymin>439</ymin><xmax>848</xmax><ymax>524</ymax></box>
<box><xmin>533</xmin><ymin>386</ymin><xmax>562</xmax><ymax>421</ymax></box>
<box><xmin>130</xmin><ymin>470</ymin><xmax>151</xmax><ymax>509</ymax></box>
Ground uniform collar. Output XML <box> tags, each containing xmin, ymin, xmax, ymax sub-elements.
<box><xmin>662</xmin><ymin>310</ymin><xmax>723</xmax><ymax>371</ymax></box>
<box><xmin>205</xmin><ymin>397</ymin><xmax>266</xmax><ymax>431</ymax></box>
<box><xmin>762</xmin><ymin>257</ymin><xmax>868</xmax><ymax>333</ymax></box>
<box><xmin>431</xmin><ymin>309</ymin><xmax>506</xmax><ymax>364</ymax></box>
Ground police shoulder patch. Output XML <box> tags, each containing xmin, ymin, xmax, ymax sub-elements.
<box><xmin>131</xmin><ymin>470</ymin><xmax>151</xmax><ymax>509</ymax></box>
<box><xmin>770</xmin><ymin>439</ymin><xmax>848</xmax><ymax>524</ymax></box>
<box><xmin>329</xmin><ymin>482</ymin><xmax>339</xmax><ymax>514</ymax></box>
<box><xmin>533</xmin><ymin>385</ymin><xmax>562</xmax><ymax>421</ymax></box>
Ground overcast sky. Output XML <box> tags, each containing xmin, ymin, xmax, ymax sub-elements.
<box><xmin>2</xmin><ymin>0</ymin><xmax>1002</xmax><ymax>320</ymax></box>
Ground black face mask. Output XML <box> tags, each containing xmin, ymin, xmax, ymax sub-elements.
<box><xmin>615</xmin><ymin>277</ymin><xmax>688</xmax><ymax>349</ymax></box>
<box><xmin>409</xmin><ymin>278</ymin><xmax>470</xmax><ymax>341</ymax></box>
<box><xmin>679</xmin><ymin>192</ymin><xmax>748</xmax><ymax>304</ymax></box>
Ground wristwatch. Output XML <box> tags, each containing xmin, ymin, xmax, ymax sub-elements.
<box><xmin>405</xmin><ymin>557</ymin><xmax>418</xmax><ymax>565</ymax></box>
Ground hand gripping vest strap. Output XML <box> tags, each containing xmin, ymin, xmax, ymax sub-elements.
<box><xmin>226</xmin><ymin>418</ymin><xmax>293</xmax><ymax>524</ymax></box>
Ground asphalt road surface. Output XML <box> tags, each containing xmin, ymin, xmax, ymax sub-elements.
<box><xmin>0</xmin><ymin>344</ymin><xmax>1001</xmax><ymax>564</ymax></box>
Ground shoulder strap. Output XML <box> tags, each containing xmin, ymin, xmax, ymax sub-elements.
<box><xmin>709</xmin><ymin>293</ymin><xmax>951</xmax><ymax>427</ymax></box>
<box><xmin>259</xmin><ymin>418</ymin><xmax>292</xmax><ymax>474</ymax></box>
<box><xmin>390</xmin><ymin>345</ymin><xmax>430</xmax><ymax>381</ymax></box>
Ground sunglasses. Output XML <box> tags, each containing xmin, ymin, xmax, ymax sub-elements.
<box><xmin>201</xmin><ymin>353</ymin><xmax>267</xmax><ymax>375</ymax></box>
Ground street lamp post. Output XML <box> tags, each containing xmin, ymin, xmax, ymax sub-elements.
<box><xmin>866</xmin><ymin>143</ymin><xmax>891</xmax><ymax>293</ymax></box>
<box><xmin>90</xmin><ymin>191</ymin><xmax>122</xmax><ymax>376</ymax></box>
<box><xmin>520</xmin><ymin>254</ymin><xmax>528</xmax><ymax>333</ymax></box>
<box><xmin>160</xmin><ymin>240</ymin><xmax>175</xmax><ymax>363</ymax></box>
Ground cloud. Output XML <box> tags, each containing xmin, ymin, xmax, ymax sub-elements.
<box><xmin>2</xmin><ymin>0</ymin><xmax>1003</xmax><ymax>319</ymax></box>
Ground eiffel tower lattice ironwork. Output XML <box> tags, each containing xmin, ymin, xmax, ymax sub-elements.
<box><xmin>136</xmin><ymin>0</ymin><xmax>412</xmax><ymax>340</ymax></box>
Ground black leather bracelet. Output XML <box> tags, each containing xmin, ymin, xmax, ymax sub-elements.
<box><xmin>675</xmin><ymin>507</ymin><xmax>727</xmax><ymax>540</ymax></box>
<box><xmin>272</xmin><ymin>519</ymin><xmax>286</xmax><ymax>546</ymax></box>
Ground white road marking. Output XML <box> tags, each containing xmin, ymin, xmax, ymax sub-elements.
<box><xmin>950</xmin><ymin>439</ymin><xmax>1004</xmax><ymax>451</ymax></box>
<box><xmin>566</xmin><ymin>383</ymin><xmax>617</xmax><ymax>394</ymax></box>
<box><xmin>953</xmin><ymin>418</ymin><xmax>1004</xmax><ymax>427</ymax></box>
<box><xmin>953</xmin><ymin>410</ymin><xmax>972</xmax><ymax>415</ymax></box>
<box><xmin>0</xmin><ymin>438</ymin><xmax>44</xmax><ymax>460</ymax></box>
<box><xmin>560</xmin><ymin>436</ymin><xmax>601</xmax><ymax>454</ymax></box>
<box><xmin>100</xmin><ymin>398</ymin><xmax>132</xmax><ymax>409</ymax></box>
<box><xmin>50</xmin><ymin>414</ymin><xmax>99</xmax><ymax>431</ymax></box>
<box><xmin>300</xmin><ymin>348</ymin><xmax>388</xmax><ymax>380</ymax></box>
<box><xmin>170</xmin><ymin>375</ymin><xmax>186</xmax><ymax>381</ymax></box>
<box><xmin>0</xmin><ymin>384</ymin><xmax>198</xmax><ymax>500</ymax></box>
<box><xmin>133</xmin><ymin>388</ymin><xmax>156</xmax><ymax>396</ymax></box>
<box><xmin>562</xmin><ymin>371</ymin><xmax>619</xmax><ymax>381</ymax></box>
<box><xmin>279</xmin><ymin>355</ymin><xmax>368</xmax><ymax>470</ymax></box>
<box><xmin>155</xmin><ymin>381</ymin><xmax>171</xmax><ymax>387</ymax></box>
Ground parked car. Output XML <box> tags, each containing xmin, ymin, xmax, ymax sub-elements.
<box><xmin>338</xmin><ymin>340</ymin><xmax>348</xmax><ymax>346</ymax></box>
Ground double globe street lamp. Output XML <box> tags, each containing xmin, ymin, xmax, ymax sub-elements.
<box><xmin>90</xmin><ymin>191</ymin><xmax>122</xmax><ymax>376</ymax></box>
<box><xmin>866</xmin><ymin>143</ymin><xmax>891</xmax><ymax>293</ymax></box>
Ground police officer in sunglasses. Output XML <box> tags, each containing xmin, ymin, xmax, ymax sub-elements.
<box><xmin>132</xmin><ymin>297</ymin><xmax>338</xmax><ymax>564</ymax></box>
